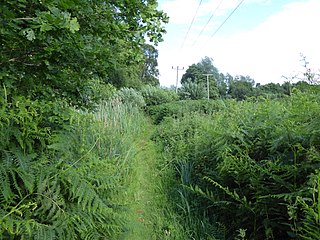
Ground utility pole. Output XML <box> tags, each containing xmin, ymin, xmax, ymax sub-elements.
<box><xmin>172</xmin><ymin>66</ymin><xmax>184</xmax><ymax>93</ymax></box>
<box><xmin>203</xmin><ymin>74</ymin><xmax>213</xmax><ymax>100</ymax></box>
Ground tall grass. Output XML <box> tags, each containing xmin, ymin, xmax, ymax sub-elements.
<box><xmin>94</xmin><ymin>100</ymin><xmax>188</xmax><ymax>239</ymax></box>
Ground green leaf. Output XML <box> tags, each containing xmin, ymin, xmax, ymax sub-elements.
<box><xmin>69</xmin><ymin>17</ymin><xmax>80</xmax><ymax>33</ymax></box>
<box><xmin>40</xmin><ymin>23</ymin><xmax>53</xmax><ymax>32</ymax></box>
<box><xmin>23</xmin><ymin>29</ymin><xmax>35</xmax><ymax>41</ymax></box>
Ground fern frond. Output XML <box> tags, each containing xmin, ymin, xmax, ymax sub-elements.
<box><xmin>204</xmin><ymin>176</ymin><xmax>250</xmax><ymax>208</ymax></box>
<box><xmin>0</xmin><ymin>163</ymin><xmax>14</xmax><ymax>203</ymax></box>
<box><xmin>298</xmin><ymin>172</ymin><xmax>320</xmax><ymax>239</ymax></box>
<box><xmin>1</xmin><ymin>150</ymin><xmax>35</xmax><ymax>198</ymax></box>
<box><xmin>61</xmin><ymin>170</ymin><xmax>113</xmax><ymax>215</ymax></box>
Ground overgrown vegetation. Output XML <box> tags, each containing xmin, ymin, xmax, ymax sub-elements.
<box><xmin>0</xmin><ymin>99</ymin><xmax>148</xmax><ymax>239</ymax></box>
<box><xmin>0</xmin><ymin>1</ymin><xmax>170</xmax><ymax>238</ymax></box>
<box><xmin>151</xmin><ymin>86</ymin><xmax>320</xmax><ymax>239</ymax></box>
<box><xmin>1</xmin><ymin>1</ymin><xmax>320</xmax><ymax>239</ymax></box>
<box><xmin>0</xmin><ymin>0</ymin><xmax>168</xmax><ymax>108</ymax></box>
<box><xmin>147</xmin><ymin>99</ymin><xmax>227</xmax><ymax>124</ymax></box>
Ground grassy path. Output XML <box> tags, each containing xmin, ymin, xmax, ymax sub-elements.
<box><xmin>123</xmin><ymin>138</ymin><xmax>160</xmax><ymax>239</ymax></box>
<box><xmin>119</xmin><ymin>123</ymin><xmax>184</xmax><ymax>240</ymax></box>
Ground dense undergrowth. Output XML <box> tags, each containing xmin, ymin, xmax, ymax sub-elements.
<box><xmin>2</xmin><ymin>2</ymin><xmax>320</xmax><ymax>238</ymax></box>
<box><xmin>151</xmin><ymin>88</ymin><xmax>320</xmax><ymax>239</ymax></box>
<box><xmin>147</xmin><ymin>99</ymin><xmax>227</xmax><ymax>124</ymax></box>
<box><xmin>0</xmin><ymin>97</ymin><xmax>147</xmax><ymax>239</ymax></box>
<box><xmin>1</xmin><ymin>84</ymin><xmax>320</xmax><ymax>239</ymax></box>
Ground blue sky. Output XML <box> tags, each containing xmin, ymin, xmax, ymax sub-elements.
<box><xmin>156</xmin><ymin>0</ymin><xmax>320</xmax><ymax>87</ymax></box>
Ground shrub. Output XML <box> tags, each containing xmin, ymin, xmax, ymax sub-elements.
<box><xmin>140</xmin><ymin>85</ymin><xmax>178</xmax><ymax>106</ymax></box>
<box><xmin>113</xmin><ymin>87</ymin><xmax>146</xmax><ymax>108</ymax></box>
<box><xmin>147</xmin><ymin>99</ymin><xmax>227</xmax><ymax>124</ymax></box>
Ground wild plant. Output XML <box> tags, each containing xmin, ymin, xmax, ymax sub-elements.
<box><xmin>113</xmin><ymin>87</ymin><xmax>146</xmax><ymax>109</ymax></box>
<box><xmin>140</xmin><ymin>85</ymin><xmax>179</xmax><ymax>106</ymax></box>
<box><xmin>0</xmin><ymin>96</ymin><xmax>146</xmax><ymax>239</ymax></box>
<box><xmin>152</xmin><ymin>89</ymin><xmax>320</xmax><ymax>239</ymax></box>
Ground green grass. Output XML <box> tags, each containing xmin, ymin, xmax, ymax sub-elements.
<box><xmin>118</xmin><ymin>120</ymin><xmax>186</xmax><ymax>240</ymax></box>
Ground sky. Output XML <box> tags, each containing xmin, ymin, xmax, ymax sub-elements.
<box><xmin>156</xmin><ymin>0</ymin><xmax>320</xmax><ymax>87</ymax></box>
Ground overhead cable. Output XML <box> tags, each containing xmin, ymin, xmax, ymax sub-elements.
<box><xmin>192</xmin><ymin>0</ymin><xmax>225</xmax><ymax>46</ymax></box>
<box><xmin>180</xmin><ymin>0</ymin><xmax>203</xmax><ymax>49</ymax></box>
<box><xmin>209</xmin><ymin>0</ymin><xmax>245</xmax><ymax>39</ymax></box>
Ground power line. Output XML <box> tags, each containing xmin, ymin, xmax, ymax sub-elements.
<box><xmin>209</xmin><ymin>0</ymin><xmax>245</xmax><ymax>39</ymax></box>
<box><xmin>180</xmin><ymin>0</ymin><xmax>203</xmax><ymax>49</ymax></box>
<box><xmin>192</xmin><ymin>0</ymin><xmax>225</xmax><ymax>47</ymax></box>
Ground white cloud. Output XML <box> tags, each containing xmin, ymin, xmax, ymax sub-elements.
<box><xmin>160</xmin><ymin>0</ymin><xmax>200</xmax><ymax>24</ymax></box>
<box><xmin>212</xmin><ymin>0</ymin><xmax>320</xmax><ymax>83</ymax></box>
<box><xmin>158</xmin><ymin>0</ymin><xmax>320</xmax><ymax>86</ymax></box>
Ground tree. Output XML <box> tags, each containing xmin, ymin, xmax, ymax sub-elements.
<box><xmin>140</xmin><ymin>44</ymin><xmax>160</xmax><ymax>86</ymax></box>
<box><xmin>181</xmin><ymin>64</ymin><xmax>203</xmax><ymax>84</ymax></box>
<box><xmin>255</xmin><ymin>82</ymin><xmax>286</xmax><ymax>98</ymax></box>
<box><xmin>0</xmin><ymin>0</ymin><xmax>168</xmax><ymax>107</ymax></box>
<box><xmin>224</xmin><ymin>73</ymin><xmax>234</xmax><ymax>88</ymax></box>
<box><xmin>228</xmin><ymin>75</ymin><xmax>255</xmax><ymax>100</ymax></box>
<box><xmin>179</xmin><ymin>78</ymin><xmax>207</xmax><ymax>100</ymax></box>
<box><xmin>217</xmin><ymin>73</ymin><xmax>228</xmax><ymax>98</ymax></box>
<box><xmin>197</xmin><ymin>56</ymin><xmax>220</xmax><ymax>78</ymax></box>
<box><xmin>181</xmin><ymin>57</ymin><xmax>221</xmax><ymax>99</ymax></box>
<box><xmin>293</xmin><ymin>81</ymin><xmax>311</xmax><ymax>92</ymax></box>
<box><xmin>181</xmin><ymin>57</ymin><xmax>219</xmax><ymax>84</ymax></box>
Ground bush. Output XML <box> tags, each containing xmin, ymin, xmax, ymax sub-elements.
<box><xmin>113</xmin><ymin>87</ymin><xmax>146</xmax><ymax>108</ymax></box>
<box><xmin>140</xmin><ymin>85</ymin><xmax>178</xmax><ymax>106</ymax></box>
<box><xmin>147</xmin><ymin>99</ymin><xmax>227</xmax><ymax>124</ymax></box>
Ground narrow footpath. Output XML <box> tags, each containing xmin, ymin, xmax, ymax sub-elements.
<box><xmin>119</xmin><ymin>126</ymin><xmax>172</xmax><ymax>240</ymax></box>
<box><xmin>116</xmin><ymin>119</ymin><xmax>187</xmax><ymax>240</ymax></box>
<box><xmin>124</xmin><ymin>139</ymin><xmax>158</xmax><ymax>239</ymax></box>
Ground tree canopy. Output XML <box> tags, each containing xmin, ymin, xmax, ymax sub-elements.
<box><xmin>181</xmin><ymin>56</ymin><xmax>219</xmax><ymax>84</ymax></box>
<box><xmin>180</xmin><ymin>56</ymin><xmax>306</xmax><ymax>100</ymax></box>
<box><xmin>0</xmin><ymin>0</ymin><xmax>168</xmax><ymax>107</ymax></box>
<box><xmin>180</xmin><ymin>57</ymin><xmax>221</xmax><ymax>99</ymax></box>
